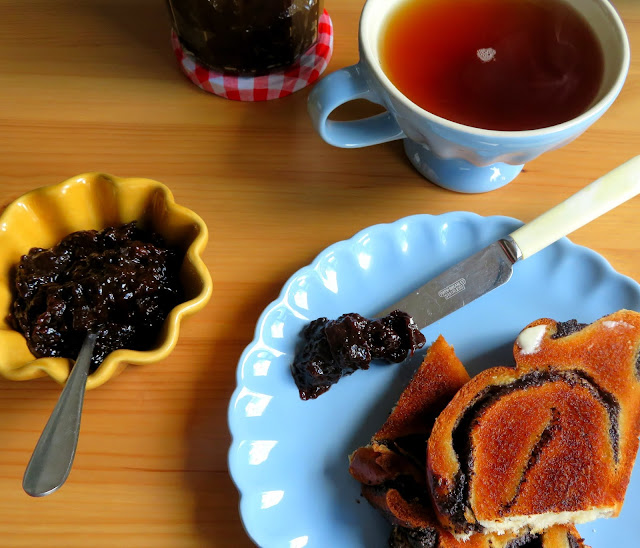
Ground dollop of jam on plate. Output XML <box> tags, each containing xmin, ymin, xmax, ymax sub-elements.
<box><xmin>9</xmin><ymin>222</ymin><xmax>183</xmax><ymax>371</ymax></box>
<box><xmin>291</xmin><ymin>310</ymin><xmax>426</xmax><ymax>400</ymax></box>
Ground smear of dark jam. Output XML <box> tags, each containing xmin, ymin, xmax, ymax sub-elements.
<box><xmin>291</xmin><ymin>311</ymin><xmax>426</xmax><ymax>400</ymax></box>
<box><xmin>9</xmin><ymin>222</ymin><xmax>184</xmax><ymax>371</ymax></box>
<box><xmin>389</xmin><ymin>525</ymin><xmax>438</xmax><ymax>548</ymax></box>
<box><xmin>551</xmin><ymin>319</ymin><xmax>588</xmax><ymax>339</ymax></box>
<box><xmin>437</xmin><ymin>369</ymin><xmax>620</xmax><ymax>535</ymax></box>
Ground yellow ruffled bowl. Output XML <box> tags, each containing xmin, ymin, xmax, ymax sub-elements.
<box><xmin>0</xmin><ymin>173</ymin><xmax>212</xmax><ymax>389</ymax></box>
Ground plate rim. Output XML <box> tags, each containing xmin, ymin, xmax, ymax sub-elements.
<box><xmin>227</xmin><ymin>211</ymin><xmax>640</xmax><ymax>546</ymax></box>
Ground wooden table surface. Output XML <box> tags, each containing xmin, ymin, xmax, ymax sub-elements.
<box><xmin>0</xmin><ymin>1</ymin><xmax>638</xmax><ymax>546</ymax></box>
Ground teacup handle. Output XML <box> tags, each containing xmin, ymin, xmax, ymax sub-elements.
<box><xmin>307</xmin><ymin>63</ymin><xmax>405</xmax><ymax>148</ymax></box>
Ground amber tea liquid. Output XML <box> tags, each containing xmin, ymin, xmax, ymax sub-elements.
<box><xmin>380</xmin><ymin>0</ymin><xmax>604</xmax><ymax>131</ymax></box>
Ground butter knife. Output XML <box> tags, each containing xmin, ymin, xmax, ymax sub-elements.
<box><xmin>377</xmin><ymin>156</ymin><xmax>640</xmax><ymax>328</ymax></box>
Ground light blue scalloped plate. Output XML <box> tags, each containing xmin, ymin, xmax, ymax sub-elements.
<box><xmin>228</xmin><ymin>212</ymin><xmax>640</xmax><ymax>547</ymax></box>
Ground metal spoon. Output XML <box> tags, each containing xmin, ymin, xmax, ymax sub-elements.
<box><xmin>23</xmin><ymin>333</ymin><xmax>98</xmax><ymax>497</ymax></box>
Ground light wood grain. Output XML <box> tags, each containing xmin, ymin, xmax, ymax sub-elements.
<box><xmin>0</xmin><ymin>0</ymin><xmax>639</xmax><ymax>546</ymax></box>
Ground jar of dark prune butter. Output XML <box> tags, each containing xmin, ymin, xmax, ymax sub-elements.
<box><xmin>166</xmin><ymin>0</ymin><xmax>325</xmax><ymax>75</ymax></box>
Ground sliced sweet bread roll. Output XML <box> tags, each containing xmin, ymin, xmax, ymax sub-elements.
<box><xmin>349</xmin><ymin>336</ymin><xmax>587</xmax><ymax>547</ymax></box>
<box><xmin>427</xmin><ymin>309</ymin><xmax>640</xmax><ymax>540</ymax></box>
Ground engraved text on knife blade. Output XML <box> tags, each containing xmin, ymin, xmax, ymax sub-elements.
<box><xmin>376</xmin><ymin>240</ymin><xmax>518</xmax><ymax>329</ymax></box>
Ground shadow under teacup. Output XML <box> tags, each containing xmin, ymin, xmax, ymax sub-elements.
<box><xmin>307</xmin><ymin>0</ymin><xmax>629</xmax><ymax>193</ymax></box>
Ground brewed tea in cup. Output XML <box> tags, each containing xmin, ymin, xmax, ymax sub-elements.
<box><xmin>308</xmin><ymin>0</ymin><xmax>629</xmax><ymax>192</ymax></box>
<box><xmin>381</xmin><ymin>0</ymin><xmax>603</xmax><ymax>131</ymax></box>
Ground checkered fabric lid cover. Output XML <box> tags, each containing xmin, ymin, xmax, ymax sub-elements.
<box><xmin>171</xmin><ymin>9</ymin><xmax>334</xmax><ymax>101</ymax></box>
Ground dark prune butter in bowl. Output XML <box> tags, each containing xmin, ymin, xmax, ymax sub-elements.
<box><xmin>0</xmin><ymin>173</ymin><xmax>212</xmax><ymax>390</ymax></box>
<box><xmin>11</xmin><ymin>221</ymin><xmax>187</xmax><ymax>375</ymax></box>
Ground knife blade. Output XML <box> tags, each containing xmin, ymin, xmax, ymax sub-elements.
<box><xmin>377</xmin><ymin>156</ymin><xmax>640</xmax><ymax>329</ymax></box>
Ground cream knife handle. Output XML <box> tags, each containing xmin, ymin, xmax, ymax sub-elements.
<box><xmin>509</xmin><ymin>156</ymin><xmax>640</xmax><ymax>260</ymax></box>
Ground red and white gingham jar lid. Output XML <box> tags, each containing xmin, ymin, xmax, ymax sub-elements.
<box><xmin>171</xmin><ymin>9</ymin><xmax>334</xmax><ymax>101</ymax></box>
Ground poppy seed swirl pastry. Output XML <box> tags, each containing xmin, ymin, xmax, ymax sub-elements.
<box><xmin>349</xmin><ymin>336</ymin><xmax>587</xmax><ymax>547</ymax></box>
<box><xmin>427</xmin><ymin>309</ymin><xmax>640</xmax><ymax>539</ymax></box>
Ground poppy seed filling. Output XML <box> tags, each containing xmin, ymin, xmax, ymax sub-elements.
<box><xmin>435</xmin><ymin>369</ymin><xmax>620</xmax><ymax>534</ymax></box>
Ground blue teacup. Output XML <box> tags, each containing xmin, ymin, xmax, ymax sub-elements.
<box><xmin>308</xmin><ymin>0</ymin><xmax>630</xmax><ymax>193</ymax></box>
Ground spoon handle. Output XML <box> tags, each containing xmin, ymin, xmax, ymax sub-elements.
<box><xmin>23</xmin><ymin>333</ymin><xmax>98</xmax><ymax>497</ymax></box>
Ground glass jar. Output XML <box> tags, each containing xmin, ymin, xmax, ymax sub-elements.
<box><xmin>166</xmin><ymin>0</ymin><xmax>324</xmax><ymax>75</ymax></box>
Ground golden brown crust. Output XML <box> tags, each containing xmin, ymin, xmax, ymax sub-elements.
<box><xmin>349</xmin><ymin>335</ymin><xmax>587</xmax><ymax>547</ymax></box>
<box><xmin>427</xmin><ymin>309</ymin><xmax>640</xmax><ymax>537</ymax></box>
<box><xmin>372</xmin><ymin>335</ymin><xmax>470</xmax><ymax>442</ymax></box>
<box><xmin>540</xmin><ymin>526</ymin><xmax>589</xmax><ymax>548</ymax></box>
